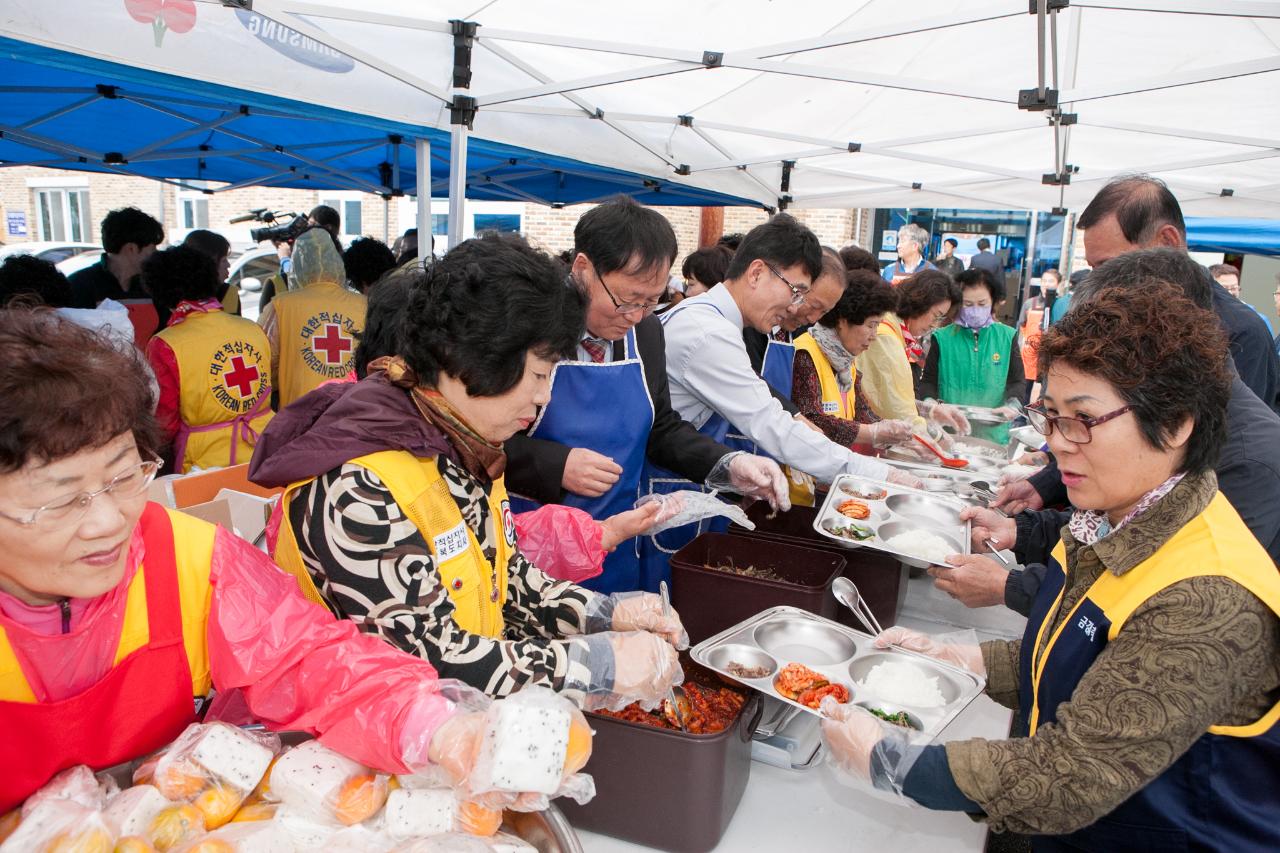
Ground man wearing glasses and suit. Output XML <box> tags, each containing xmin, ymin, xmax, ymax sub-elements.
<box><xmin>505</xmin><ymin>198</ymin><xmax>786</xmax><ymax>594</ymax></box>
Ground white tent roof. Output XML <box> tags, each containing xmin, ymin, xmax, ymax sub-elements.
<box><xmin>6</xmin><ymin>0</ymin><xmax>1279</xmax><ymax>214</ymax></box>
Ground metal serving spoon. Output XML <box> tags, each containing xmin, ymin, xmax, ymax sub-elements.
<box><xmin>658</xmin><ymin>581</ymin><xmax>691</xmax><ymax>731</ymax></box>
<box><xmin>831</xmin><ymin>576</ymin><xmax>884</xmax><ymax>637</ymax></box>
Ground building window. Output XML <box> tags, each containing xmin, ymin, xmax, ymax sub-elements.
<box><xmin>182</xmin><ymin>197</ymin><xmax>209</xmax><ymax>230</ymax></box>
<box><xmin>319</xmin><ymin>195</ymin><xmax>364</xmax><ymax>239</ymax></box>
<box><xmin>474</xmin><ymin>213</ymin><xmax>521</xmax><ymax>234</ymax></box>
<box><xmin>34</xmin><ymin>188</ymin><xmax>90</xmax><ymax>242</ymax></box>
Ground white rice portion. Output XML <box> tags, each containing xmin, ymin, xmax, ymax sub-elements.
<box><xmin>859</xmin><ymin>661</ymin><xmax>946</xmax><ymax>708</ymax></box>
<box><xmin>882</xmin><ymin>530</ymin><xmax>953</xmax><ymax>564</ymax></box>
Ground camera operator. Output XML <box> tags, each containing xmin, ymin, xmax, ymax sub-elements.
<box><xmin>257</xmin><ymin>204</ymin><xmax>344</xmax><ymax>313</ymax></box>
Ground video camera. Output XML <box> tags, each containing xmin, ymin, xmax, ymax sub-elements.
<box><xmin>229</xmin><ymin>209</ymin><xmax>310</xmax><ymax>244</ymax></box>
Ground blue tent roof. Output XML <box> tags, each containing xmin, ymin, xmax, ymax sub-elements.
<box><xmin>0</xmin><ymin>36</ymin><xmax>757</xmax><ymax>208</ymax></box>
<box><xmin>1185</xmin><ymin>217</ymin><xmax>1280</xmax><ymax>258</ymax></box>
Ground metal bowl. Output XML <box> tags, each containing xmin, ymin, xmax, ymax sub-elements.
<box><xmin>705</xmin><ymin>643</ymin><xmax>779</xmax><ymax>680</ymax></box>
<box><xmin>874</xmin><ymin>520</ymin><xmax>965</xmax><ymax>568</ymax></box>
<box><xmin>837</xmin><ymin>478</ymin><xmax>889</xmax><ymax>501</ymax></box>
<box><xmin>854</xmin><ymin>700</ymin><xmax>924</xmax><ymax>731</ymax></box>
<box><xmin>849</xmin><ymin>652</ymin><xmax>962</xmax><ymax>707</ymax></box>
<box><xmin>753</xmin><ymin>617</ymin><xmax>857</xmax><ymax>666</ymax></box>
<box><xmin>884</xmin><ymin>493</ymin><xmax>965</xmax><ymax>527</ymax></box>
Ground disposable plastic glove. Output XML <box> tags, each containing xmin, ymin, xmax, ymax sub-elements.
<box><xmin>926</xmin><ymin>401</ymin><xmax>971</xmax><ymax>436</ymax></box>
<box><xmin>580</xmin><ymin>631</ymin><xmax>683</xmax><ymax>713</ymax></box>
<box><xmin>820</xmin><ymin>697</ymin><xmax>924</xmax><ymax>803</ymax></box>
<box><xmin>603</xmin><ymin>591</ymin><xmax>689</xmax><ymax>649</ymax></box>
<box><xmin>708</xmin><ymin>451</ymin><xmax>790</xmax><ymax>513</ymax></box>
<box><xmin>873</xmin><ymin>626</ymin><xmax>985</xmax><ymax>676</ymax></box>
<box><xmin>868</xmin><ymin>419</ymin><xmax>914</xmax><ymax>448</ymax></box>
<box><xmin>884</xmin><ymin>467</ymin><xmax>925</xmax><ymax>491</ymax></box>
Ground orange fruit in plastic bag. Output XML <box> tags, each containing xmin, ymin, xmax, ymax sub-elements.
<box><xmin>43</xmin><ymin>826</ymin><xmax>113</xmax><ymax>853</ymax></box>
<box><xmin>229</xmin><ymin>800</ymin><xmax>277</xmax><ymax>823</ymax></box>
<box><xmin>147</xmin><ymin>804</ymin><xmax>205</xmax><ymax>852</ymax></box>
<box><xmin>155</xmin><ymin>764</ymin><xmax>207</xmax><ymax>800</ymax></box>
<box><xmin>457</xmin><ymin>801</ymin><xmax>502</xmax><ymax>837</ymax></box>
<box><xmin>333</xmin><ymin>773</ymin><xmax>387</xmax><ymax>826</ymax></box>
<box><xmin>194</xmin><ymin>785</ymin><xmax>241</xmax><ymax>830</ymax></box>
<box><xmin>0</xmin><ymin>808</ymin><xmax>20</xmax><ymax>844</ymax></box>
<box><xmin>131</xmin><ymin>756</ymin><xmax>160</xmax><ymax>787</ymax></box>
<box><xmin>113</xmin><ymin>838</ymin><xmax>156</xmax><ymax>853</ymax></box>
<box><xmin>180</xmin><ymin>842</ymin><xmax>234</xmax><ymax>853</ymax></box>
<box><xmin>564</xmin><ymin>714</ymin><xmax>592</xmax><ymax>775</ymax></box>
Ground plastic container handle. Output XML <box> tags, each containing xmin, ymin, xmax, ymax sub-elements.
<box><xmin>739</xmin><ymin>693</ymin><xmax>765</xmax><ymax>743</ymax></box>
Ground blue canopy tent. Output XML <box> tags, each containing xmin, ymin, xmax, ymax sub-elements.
<box><xmin>0</xmin><ymin>35</ymin><xmax>757</xmax><ymax>220</ymax></box>
<box><xmin>1186</xmin><ymin>218</ymin><xmax>1280</xmax><ymax>258</ymax></box>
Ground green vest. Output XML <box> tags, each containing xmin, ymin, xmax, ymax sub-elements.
<box><xmin>934</xmin><ymin>322</ymin><xmax>1016</xmax><ymax>443</ymax></box>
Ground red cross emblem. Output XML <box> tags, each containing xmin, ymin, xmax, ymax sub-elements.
<box><xmin>312</xmin><ymin>323</ymin><xmax>353</xmax><ymax>365</ymax></box>
<box><xmin>223</xmin><ymin>355</ymin><xmax>260</xmax><ymax>399</ymax></box>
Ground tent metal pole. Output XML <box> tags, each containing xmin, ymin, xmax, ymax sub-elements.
<box><xmin>17</xmin><ymin>94</ymin><xmax>102</xmax><ymax>131</ymax></box>
<box><xmin>1078</xmin><ymin>120</ymin><xmax>1280</xmax><ymax>150</ymax></box>
<box><xmin>1064</xmin><ymin>56</ymin><xmax>1280</xmax><ymax>102</ymax></box>
<box><xmin>416</xmin><ymin>137</ymin><xmax>432</xmax><ymax>255</ymax></box>
<box><xmin>1070</xmin><ymin>1</ymin><xmax>1280</xmax><ymax>18</ymax></box>
<box><xmin>448</xmin><ymin>126</ymin><xmax>467</xmax><ymax>249</ymax></box>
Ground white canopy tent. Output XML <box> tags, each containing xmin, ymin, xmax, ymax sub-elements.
<box><xmin>4</xmin><ymin>0</ymin><xmax>1279</xmax><ymax>236</ymax></box>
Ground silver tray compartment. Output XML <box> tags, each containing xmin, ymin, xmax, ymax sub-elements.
<box><xmin>813</xmin><ymin>474</ymin><xmax>971</xmax><ymax>569</ymax></box>
<box><xmin>692</xmin><ymin>606</ymin><xmax>985</xmax><ymax>737</ymax></box>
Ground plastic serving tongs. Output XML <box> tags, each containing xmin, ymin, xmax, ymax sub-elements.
<box><xmin>912</xmin><ymin>433</ymin><xmax>970</xmax><ymax>469</ymax></box>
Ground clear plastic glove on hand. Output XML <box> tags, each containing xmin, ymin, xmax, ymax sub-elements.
<box><xmin>820</xmin><ymin>697</ymin><xmax>925</xmax><ymax>804</ymax></box>
<box><xmin>589</xmin><ymin>591</ymin><xmax>689</xmax><ymax>649</ymax></box>
<box><xmin>636</xmin><ymin>490</ymin><xmax>753</xmax><ymax>535</ymax></box>
<box><xmin>873</xmin><ymin>626</ymin><xmax>985</xmax><ymax>676</ymax></box>
<box><xmin>580</xmin><ymin>630</ymin><xmax>683</xmax><ymax>714</ymax></box>
<box><xmin>704</xmin><ymin>452</ymin><xmax>790</xmax><ymax>513</ymax></box>
<box><xmin>925</xmin><ymin>401</ymin><xmax>972</xmax><ymax>436</ymax></box>
<box><xmin>599</xmin><ymin>502</ymin><xmax>665</xmax><ymax>552</ymax></box>
<box><xmin>868</xmin><ymin>419</ymin><xmax>914</xmax><ymax>448</ymax></box>
<box><xmin>429</xmin><ymin>686</ymin><xmax>596</xmax><ymax>814</ymax></box>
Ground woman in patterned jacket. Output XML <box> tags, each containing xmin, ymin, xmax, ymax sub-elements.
<box><xmin>249</xmin><ymin>233</ymin><xmax>685</xmax><ymax>712</ymax></box>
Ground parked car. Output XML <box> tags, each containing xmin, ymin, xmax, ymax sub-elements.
<box><xmin>226</xmin><ymin>246</ymin><xmax>280</xmax><ymax>322</ymax></box>
<box><xmin>55</xmin><ymin>248</ymin><xmax>105</xmax><ymax>277</ymax></box>
<box><xmin>0</xmin><ymin>241</ymin><xmax>101</xmax><ymax>266</ymax></box>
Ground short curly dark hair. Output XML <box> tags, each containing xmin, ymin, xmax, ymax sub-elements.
<box><xmin>0</xmin><ymin>309</ymin><xmax>158</xmax><ymax>472</ymax></box>
<box><xmin>896</xmin><ymin>269</ymin><xmax>959</xmax><ymax>321</ymax></box>
<box><xmin>819</xmin><ymin>270</ymin><xmax>897</xmax><ymax>328</ymax></box>
<box><xmin>142</xmin><ymin>246</ymin><xmax>219</xmax><ymax>312</ymax></box>
<box><xmin>100</xmin><ymin>207</ymin><xmax>164</xmax><ymax>254</ymax></box>
<box><xmin>681</xmin><ymin>246</ymin><xmax>732</xmax><ymax>287</ymax></box>
<box><xmin>1037</xmin><ymin>281</ymin><xmax>1229</xmax><ymax>476</ymax></box>
<box><xmin>0</xmin><ymin>255</ymin><xmax>72</xmax><ymax>308</ymax></box>
<box><xmin>399</xmin><ymin>233</ymin><xmax>585</xmax><ymax>397</ymax></box>
<box><xmin>837</xmin><ymin>245</ymin><xmax>881</xmax><ymax>275</ymax></box>
<box><xmin>955</xmin><ymin>267</ymin><xmax>1005</xmax><ymax>303</ymax></box>
<box><xmin>343</xmin><ymin>237</ymin><xmax>397</xmax><ymax>292</ymax></box>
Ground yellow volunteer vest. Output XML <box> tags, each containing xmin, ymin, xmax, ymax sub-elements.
<box><xmin>1026</xmin><ymin>492</ymin><xmax>1280</xmax><ymax>737</ymax></box>
<box><xmin>878</xmin><ymin>316</ymin><xmax>907</xmax><ymax>349</ymax></box>
<box><xmin>154</xmin><ymin>310</ymin><xmax>275</xmax><ymax>474</ymax></box>
<box><xmin>272</xmin><ymin>282</ymin><xmax>367</xmax><ymax>408</ymax></box>
<box><xmin>0</xmin><ymin>507</ymin><xmax>215</xmax><ymax>703</ymax></box>
<box><xmin>220</xmin><ymin>286</ymin><xmax>241</xmax><ymax>315</ymax></box>
<box><xmin>793</xmin><ymin>333</ymin><xmax>855</xmax><ymax>421</ymax></box>
<box><xmin>273</xmin><ymin>451</ymin><xmax>511</xmax><ymax>638</ymax></box>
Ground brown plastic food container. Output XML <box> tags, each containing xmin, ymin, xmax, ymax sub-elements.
<box><xmin>561</xmin><ymin>660</ymin><xmax>763</xmax><ymax>853</ymax></box>
<box><xmin>729</xmin><ymin>502</ymin><xmax>907</xmax><ymax>630</ymax></box>
<box><xmin>669</xmin><ymin>531</ymin><xmax>844</xmax><ymax>645</ymax></box>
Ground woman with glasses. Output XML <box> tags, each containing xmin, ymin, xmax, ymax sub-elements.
<box><xmin>791</xmin><ymin>270</ymin><xmax>914</xmax><ymax>449</ymax></box>
<box><xmin>919</xmin><ymin>268</ymin><xmax>1025</xmax><ymax>443</ymax></box>
<box><xmin>821</xmin><ymin>283</ymin><xmax>1280</xmax><ymax>850</ymax></box>
<box><xmin>250</xmin><ymin>233</ymin><xmax>685</xmax><ymax>710</ymax></box>
<box><xmin>855</xmin><ymin>269</ymin><xmax>970</xmax><ymax>435</ymax></box>
<box><xmin>0</xmin><ymin>309</ymin><xmax>586</xmax><ymax>813</ymax></box>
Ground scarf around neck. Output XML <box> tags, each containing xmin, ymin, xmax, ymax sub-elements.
<box><xmin>1067</xmin><ymin>472</ymin><xmax>1185</xmax><ymax>546</ymax></box>
<box><xmin>901</xmin><ymin>323</ymin><xmax>926</xmax><ymax>366</ymax></box>
<box><xmin>809</xmin><ymin>324</ymin><xmax>856</xmax><ymax>393</ymax></box>
<box><xmin>371</xmin><ymin>356</ymin><xmax>507</xmax><ymax>482</ymax></box>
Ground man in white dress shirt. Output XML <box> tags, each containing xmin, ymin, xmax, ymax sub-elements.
<box><xmin>661</xmin><ymin>214</ymin><xmax>920</xmax><ymax>488</ymax></box>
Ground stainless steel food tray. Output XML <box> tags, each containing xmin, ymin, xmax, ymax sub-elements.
<box><xmin>884</xmin><ymin>445</ymin><xmax>1007</xmax><ymax>478</ymax></box>
<box><xmin>952</xmin><ymin>404</ymin><xmax>1015</xmax><ymax>426</ymax></box>
<box><xmin>811</xmin><ymin>474</ymin><xmax>971</xmax><ymax>569</ymax></box>
<box><xmin>692</xmin><ymin>606</ymin><xmax>986</xmax><ymax>738</ymax></box>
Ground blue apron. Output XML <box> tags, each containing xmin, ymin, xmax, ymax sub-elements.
<box><xmin>725</xmin><ymin>334</ymin><xmax>796</xmax><ymax>454</ymax></box>
<box><xmin>509</xmin><ymin>329</ymin><xmax>654</xmax><ymax>594</ymax></box>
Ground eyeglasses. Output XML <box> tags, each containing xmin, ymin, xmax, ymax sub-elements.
<box><xmin>1025</xmin><ymin>402</ymin><xmax>1132</xmax><ymax>445</ymax></box>
<box><xmin>0</xmin><ymin>459</ymin><xmax>161</xmax><ymax>531</ymax></box>
<box><xmin>763</xmin><ymin>262</ymin><xmax>810</xmax><ymax>306</ymax></box>
<box><xmin>592</xmin><ymin>264</ymin><xmax>661</xmax><ymax>315</ymax></box>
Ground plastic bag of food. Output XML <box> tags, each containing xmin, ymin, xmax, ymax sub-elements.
<box><xmin>21</xmin><ymin>766</ymin><xmax>106</xmax><ymax>818</ymax></box>
<box><xmin>511</xmin><ymin>505</ymin><xmax>606</xmax><ymax>583</ymax></box>
<box><xmin>382</xmin><ymin>788</ymin><xmax>502</xmax><ymax>840</ymax></box>
<box><xmin>144</xmin><ymin>723</ymin><xmax>279</xmax><ymax>831</ymax></box>
<box><xmin>0</xmin><ymin>800</ymin><xmax>112</xmax><ymax>853</ymax></box>
<box><xmin>171</xmin><ymin>819</ymin><xmax>293</xmax><ymax>853</ymax></box>
<box><xmin>146</xmin><ymin>803</ymin><xmax>207</xmax><ymax>851</ymax></box>
<box><xmin>268</xmin><ymin>741</ymin><xmax>391</xmax><ymax>827</ymax></box>
<box><xmin>634</xmin><ymin>491</ymin><xmax>752</xmax><ymax>535</ymax></box>
<box><xmin>389</xmin><ymin>834</ymin><xmax>497</xmax><ymax>853</ymax></box>
<box><xmin>489</xmin><ymin>832</ymin><xmax>536</xmax><ymax>853</ymax></box>
<box><xmin>323</xmin><ymin>824</ymin><xmax>398</xmax><ymax>853</ymax></box>
<box><xmin>102</xmin><ymin>785</ymin><xmax>172</xmax><ymax>839</ymax></box>
<box><xmin>113</xmin><ymin>837</ymin><xmax>159</xmax><ymax>853</ymax></box>
<box><xmin>459</xmin><ymin>687</ymin><xmax>596</xmax><ymax>813</ymax></box>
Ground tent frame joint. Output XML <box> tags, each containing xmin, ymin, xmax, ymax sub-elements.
<box><xmin>450</xmin><ymin>19</ymin><xmax>480</xmax><ymax>89</ymax></box>
<box><xmin>1028</xmin><ymin>0</ymin><xmax>1069</xmax><ymax>11</ymax></box>
<box><xmin>1018</xmin><ymin>87</ymin><xmax>1059</xmax><ymax>110</ymax></box>
<box><xmin>701</xmin><ymin>51</ymin><xmax>723</xmax><ymax>68</ymax></box>
<box><xmin>450</xmin><ymin>95</ymin><xmax>478</xmax><ymax>129</ymax></box>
